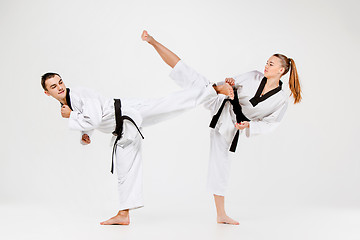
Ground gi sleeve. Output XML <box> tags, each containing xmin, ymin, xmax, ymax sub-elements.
<box><xmin>68</xmin><ymin>98</ymin><xmax>103</xmax><ymax>132</ymax></box>
<box><xmin>203</xmin><ymin>93</ymin><xmax>227</xmax><ymax>114</ymax></box>
<box><xmin>233</xmin><ymin>71</ymin><xmax>260</xmax><ymax>86</ymax></box>
<box><xmin>81</xmin><ymin>130</ymin><xmax>94</xmax><ymax>137</ymax></box>
<box><xmin>169</xmin><ymin>60</ymin><xmax>211</xmax><ymax>89</ymax></box>
<box><xmin>215</xmin><ymin>71</ymin><xmax>258</xmax><ymax>86</ymax></box>
<box><xmin>245</xmin><ymin>101</ymin><xmax>288</xmax><ymax>137</ymax></box>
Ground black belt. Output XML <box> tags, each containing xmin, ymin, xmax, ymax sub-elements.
<box><xmin>111</xmin><ymin>99</ymin><xmax>144</xmax><ymax>174</ymax></box>
<box><xmin>209</xmin><ymin>88</ymin><xmax>249</xmax><ymax>152</ymax></box>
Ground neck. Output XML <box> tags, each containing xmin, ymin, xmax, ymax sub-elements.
<box><xmin>266</xmin><ymin>76</ymin><xmax>280</xmax><ymax>88</ymax></box>
<box><xmin>59</xmin><ymin>98</ymin><xmax>67</xmax><ymax>105</ymax></box>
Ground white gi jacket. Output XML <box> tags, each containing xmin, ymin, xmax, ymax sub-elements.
<box><xmin>204</xmin><ymin>70</ymin><xmax>288</xmax><ymax>145</ymax></box>
<box><xmin>67</xmin><ymin>87</ymin><xmax>142</xmax><ymax>147</ymax></box>
<box><xmin>169</xmin><ymin>60</ymin><xmax>290</xmax><ymax>196</ymax></box>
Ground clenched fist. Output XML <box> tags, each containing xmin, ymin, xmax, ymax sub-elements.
<box><xmin>61</xmin><ymin>105</ymin><xmax>72</xmax><ymax>118</ymax></box>
<box><xmin>81</xmin><ymin>134</ymin><xmax>91</xmax><ymax>145</ymax></box>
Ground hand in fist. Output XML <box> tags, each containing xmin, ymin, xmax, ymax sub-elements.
<box><xmin>61</xmin><ymin>105</ymin><xmax>72</xmax><ymax>118</ymax></box>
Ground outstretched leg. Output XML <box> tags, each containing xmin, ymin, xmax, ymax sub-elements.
<box><xmin>142</xmin><ymin>30</ymin><xmax>233</xmax><ymax>98</ymax></box>
<box><xmin>141</xmin><ymin>30</ymin><xmax>180</xmax><ymax>68</ymax></box>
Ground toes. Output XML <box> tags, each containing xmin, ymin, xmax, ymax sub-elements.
<box><xmin>100</xmin><ymin>216</ymin><xmax>130</xmax><ymax>225</ymax></box>
<box><xmin>100</xmin><ymin>219</ymin><xmax>114</xmax><ymax>225</ymax></box>
<box><xmin>217</xmin><ymin>216</ymin><xmax>239</xmax><ymax>225</ymax></box>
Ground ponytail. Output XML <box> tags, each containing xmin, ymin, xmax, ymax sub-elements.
<box><xmin>273</xmin><ymin>54</ymin><xmax>302</xmax><ymax>104</ymax></box>
<box><xmin>288</xmin><ymin>58</ymin><xmax>302</xmax><ymax>104</ymax></box>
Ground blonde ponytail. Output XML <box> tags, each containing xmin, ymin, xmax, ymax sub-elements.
<box><xmin>273</xmin><ymin>54</ymin><xmax>302</xmax><ymax>104</ymax></box>
<box><xmin>288</xmin><ymin>58</ymin><xmax>302</xmax><ymax>104</ymax></box>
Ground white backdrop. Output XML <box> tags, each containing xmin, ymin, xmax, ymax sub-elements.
<box><xmin>0</xmin><ymin>0</ymin><xmax>359</xmax><ymax>221</ymax></box>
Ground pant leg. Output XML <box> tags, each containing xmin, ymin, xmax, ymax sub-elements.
<box><xmin>169</xmin><ymin>60</ymin><xmax>233</xmax><ymax>195</ymax></box>
<box><xmin>115</xmin><ymin>134</ymin><xmax>144</xmax><ymax>210</ymax></box>
<box><xmin>169</xmin><ymin>60</ymin><xmax>210</xmax><ymax>89</ymax></box>
<box><xmin>169</xmin><ymin>59</ymin><xmax>226</xmax><ymax>117</ymax></box>
<box><xmin>170</xmin><ymin>60</ymin><xmax>233</xmax><ymax>195</ymax></box>
<box><xmin>136</xmin><ymin>81</ymin><xmax>217</xmax><ymax>127</ymax></box>
<box><xmin>207</xmin><ymin>129</ymin><xmax>232</xmax><ymax>196</ymax></box>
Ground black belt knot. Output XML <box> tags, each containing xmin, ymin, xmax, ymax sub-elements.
<box><xmin>209</xmin><ymin>88</ymin><xmax>249</xmax><ymax>152</ymax></box>
<box><xmin>111</xmin><ymin>99</ymin><xmax>144</xmax><ymax>174</ymax></box>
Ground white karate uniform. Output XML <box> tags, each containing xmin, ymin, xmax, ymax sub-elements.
<box><xmin>170</xmin><ymin>60</ymin><xmax>289</xmax><ymax>196</ymax></box>
<box><xmin>67</xmin><ymin>82</ymin><xmax>217</xmax><ymax>210</ymax></box>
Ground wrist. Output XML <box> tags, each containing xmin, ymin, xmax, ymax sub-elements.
<box><xmin>212</xmin><ymin>84</ymin><xmax>220</xmax><ymax>94</ymax></box>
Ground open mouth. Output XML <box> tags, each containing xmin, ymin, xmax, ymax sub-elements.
<box><xmin>58</xmin><ymin>90</ymin><xmax>65</xmax><ymax>95</ymax></box>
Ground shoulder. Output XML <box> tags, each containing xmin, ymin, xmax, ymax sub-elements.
<box><xmin>235</xmin><ymin>70</ymin><xmax>263</xmax><ymax>81</ymax></box>
<box><xmin>70</xmin><ymin>86</ymin><xmax>102</xmax><ymax>99</ymax></box>
<box><xmin>252</xmin><ymin>70</ymin><xmax>265</xmax><ymax>82</ymax></box>
<box><xmin>234</xmin><ymin>71</ymin><xmax>264</xmax><ymax>88</ymax></box>
<box><xmin>246</xmin><ymin>70</ymin><xmax>263</xmax><ymax>77</ymax></box>
<box><xmin>253</xmin><ymin>70</ymin><xmax>264</xmax><ymax>77</ymax></box>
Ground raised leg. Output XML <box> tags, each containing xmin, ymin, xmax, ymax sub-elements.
<box><xmin>142</xmin><ymin>30</ymin><xmax>233</xmax><ymax>99</ymax></box>
<box><xmin>141</xmin><ymin>30</ymin><xmax>180</xmax><ymax>68</ymax></box>
<box><xmin>136</xmin><ymin>85</ymin><xmax>217</xmax><ymax>127</ymax></box>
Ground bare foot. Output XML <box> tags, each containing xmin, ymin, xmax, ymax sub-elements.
<box><xmin>214</xmin><ymin>83</ymin><xmax>234</xmax><ymax>100</ymax></box>
<box><xmin>217</xmin><ymin>215</ymin><xmax>240</xmax><ymax>225</ymax></box>
<box><xmin>100</xmin><ymin>210</ymin><xmax>130</xmax><ymax>225</ymax></box>
<box><xmin>141</xmin><ymin>30</ymin><xmax>155</xmax><ymax>44</ymax></box>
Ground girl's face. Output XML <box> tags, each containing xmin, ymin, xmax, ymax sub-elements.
<box><xmin>264</xmin><ymin>56</ymin><xmax>285</xmax><ymax>79</ymax></box>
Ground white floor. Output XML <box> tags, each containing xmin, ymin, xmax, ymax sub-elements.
<box><xmin>1</xmin><ymin>204</ymin><xmax>359</xmax><ymax>240</ymax></box>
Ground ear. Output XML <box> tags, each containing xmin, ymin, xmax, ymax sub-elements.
<box><xmin>44</xmin><ymin>90</ymin><xmax>50</xmax><ymax>96</ymax></box>
<box><xmin>279</xmin><ymin>67</ymin><xmax>285</xmax><ymax>75</ymax></box>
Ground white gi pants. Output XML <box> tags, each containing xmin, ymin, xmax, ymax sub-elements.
<box><xmin>115</xmin><ymin>73</ymin><xmax>217</xmax><ymax>210</ymax></box>
<box><xmin>170</xmin><ymin>60</ymin><xmax>233</xmax><ymax>196</ymax></box>
<box><xmin>115</xmin><ymin>134</ymin><xmax>144</xmax><ymax>210</ymax></box>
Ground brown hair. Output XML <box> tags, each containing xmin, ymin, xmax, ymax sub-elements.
<box><xmin>273</xmin><ymin>54</ymin><xmax>302</xmax><ymax>104</ymax></box>
<box><xmin>41</xmin><ymin>72</ymin><xmax>61</xmax><ymax>91</ymax></box>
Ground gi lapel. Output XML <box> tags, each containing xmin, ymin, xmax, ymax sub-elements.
<box><xmin>249</xmin><ymin>77</ymin><xmax>283</xmax><ymax>107</ymax></box>
<box><xmin>60</xmin><ymin>88</ymin><xmax>73</xmax><ymax>110</ymax></box>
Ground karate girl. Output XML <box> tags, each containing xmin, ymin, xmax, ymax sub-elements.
<box><xmin>41</xmin><ymin>61</ymin><xmax>234</xmax><ymax>225</ymax></box>
<box><xmin>142</xmin><ymin>30</ymin><xmax>302</xmax><ymax>225</ymax></box>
